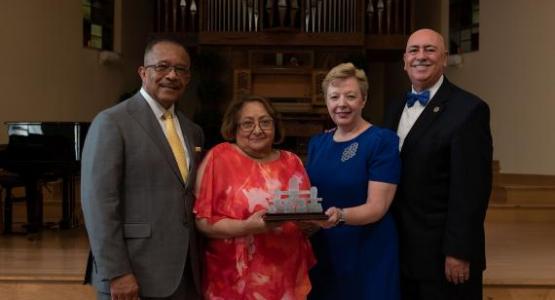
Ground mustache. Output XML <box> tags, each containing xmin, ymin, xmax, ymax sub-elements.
<box><xmin>411</xmin><ymin>61</ymin><xmax>431</xmax><ymax>67</ymax></box>
<box><xmin>159</xmin><ymin>81</ymin><xmax>180</xmax><ymax>88</ymax></box>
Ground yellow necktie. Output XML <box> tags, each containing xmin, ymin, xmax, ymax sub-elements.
<box><xmin>163</xmin><ymin>112</ymin><xmax>188</xmax><ymax>181</ymax></box>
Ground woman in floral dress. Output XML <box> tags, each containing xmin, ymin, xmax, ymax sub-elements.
<box><xmin>194</xmin><ymin>96</ymin><xmax>315</xmax><ymax>300</ymax></box>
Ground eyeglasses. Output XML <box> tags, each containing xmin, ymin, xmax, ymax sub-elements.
<box><xmin>238</xmin><ymin>118</ymin><xmax>274</xmax><ymax>132</ymax></box>
<box><xmin>144</xmin><ymin>64</ymin><xmax>191</xmax><ymax>76</ymax></box>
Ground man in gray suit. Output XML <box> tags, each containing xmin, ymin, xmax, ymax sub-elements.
<box><xmin>81</xmin><ymin>37</ymin><xmax>204</xmax><ymax>300</ymax></box>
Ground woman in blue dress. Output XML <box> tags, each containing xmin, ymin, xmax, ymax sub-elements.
<box><xmin>307</xmin><ymin>63</ymin><xmax>401</xmax><ymax>299</ymax></box>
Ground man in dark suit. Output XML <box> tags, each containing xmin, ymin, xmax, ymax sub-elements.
<box><xmin>81</xmin><ymin>37</ymin><xmax>204</xmax><ymax>299</ymax></box>
<box><xmin>383</xmin><ymin>28</ymin><xmax>493</xmax><ymax>299</ymax></box>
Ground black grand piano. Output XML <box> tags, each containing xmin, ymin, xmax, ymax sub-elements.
<box><xmin>0</xmin><ymin>122</ymin><xmax>89</xmax><ymax>233</ymax></box>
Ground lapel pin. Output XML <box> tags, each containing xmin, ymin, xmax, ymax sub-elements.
<box><xmin>194</xmin><ymin>146</ymin><xmax>202</xmax><ymax>152</ymax></box>
<box><xmin>433</xmin><ymin>106</ymin><xmax>440</xmax><ymax>113</ymax></box>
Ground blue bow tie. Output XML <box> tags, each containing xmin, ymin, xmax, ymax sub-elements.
<box><xmin>406</xmin><ymin>90</ymin><xmax>430</xmax><ymax>107</ymax></box>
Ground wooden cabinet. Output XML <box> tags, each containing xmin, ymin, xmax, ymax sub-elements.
<box><xmin>233</xmin><ymin>50</ymin><xmax>324</xmax><ymax>108</ymax></box>
<box><xmin>233</xmin><ymin>50</ymin><xmax>331</xmax><ymax>156</ymax></box>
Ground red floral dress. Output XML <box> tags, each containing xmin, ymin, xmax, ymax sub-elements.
<box><xmin>194</xmin><ymin>142</ymin><xmax>316</xmax><ymax>300</ymax></box>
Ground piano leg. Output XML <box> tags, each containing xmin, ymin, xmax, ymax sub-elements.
<box><xmin>60</xmin><ymin>173</ymin><xmax>76</xmax><ymax>229</ymax></box>
<box><xmin>3</xmin><ymin>186</ymin><xmax>14</xmax><ymax>233</ymax></box>
<box><xmin>23</xmin><ymin>175</ymin><xmax>43</xmax><ymax>233</ymax></box>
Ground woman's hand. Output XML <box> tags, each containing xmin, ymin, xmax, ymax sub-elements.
<box><xmin>313</xmin><ymin>207</ymin><xmax>341</xmax><ymax>229</ymax></box>
<box><xmin>243</xmin><ymin>209</ymin><xmax>269</xmax><ymax>235</ymax></box>
<box><xmin>321</xmin><ymin>181</ymin><xmax>397</xmax><ymax>227</ymax></box>
<box><xmin>196</xmin><ymin>209</ymin><xmax>272</xmax><ymax>239</ymax></box>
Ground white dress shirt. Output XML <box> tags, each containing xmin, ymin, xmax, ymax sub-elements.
<box><xmin>397</xmin><ymin>75</ymin><xmax>444</xmax><ymax>150</ymax></box>
<box><xmin>140</xmin><ymin>88</ymin><xmax>191</xmax><ymax>168</ymax></box>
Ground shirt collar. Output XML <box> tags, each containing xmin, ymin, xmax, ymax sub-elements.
<box><xmin>411</xmin><ymin>75</ymin><xmax>444</xmax><ymax>103</ymax></box>
<box><xmin>140</xmin><ymin>88</ymin><xmax>175</xmax><ymax>119</ymax></box>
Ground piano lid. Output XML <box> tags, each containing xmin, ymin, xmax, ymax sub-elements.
<box><xmin>4</xmin><ymin>122</ymin><xmax>90</xmax><ymax>163</ymax></box>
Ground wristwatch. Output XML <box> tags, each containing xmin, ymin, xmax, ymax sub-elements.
<box><xmin>336</xmin><ymin>208</ymin><xmax>346</xmax><ymax>226</ymax></box>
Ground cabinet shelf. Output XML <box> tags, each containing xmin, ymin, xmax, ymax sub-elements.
<box><xmin>250</xmin><ymin>68</ymin><xmax>312</xmax><ymax>75</ymax></box>
<box><xmin>199</xmin><ymin>32</ymin><xmax>365</xmax><ymax>47</ymax></box>
<box><xmin>365</xmin><ymin>34</ymin><xmax>409</xmax><ymax>50</ymax></box>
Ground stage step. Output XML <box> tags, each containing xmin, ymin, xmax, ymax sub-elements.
<box><xmin>488</xmin><ymin>169</ymin><xmax>555</xmax><ymax>223</ymax></box>
<box><xmin>0</xmin><ymin>274</ymin><xmax>82</xmax><ymax>283</ymax></box>
<box><xmin>0</xmin><ymin>282</ymin><xmax>95</xmax><ymax>300</ymax></box>
<box><xmin>487</xmin><ymin>203</ymin><xmax>555</xmax><ymax>223</ymax></box>
<box><xmin>492</xmin><ymin>184</ymin><xmax>555</xmax><ymax>205</ymax></box>
<box><xmin>483</xmin><ymin>286</ymin><xmax>555</xmax><ymax>300</ymax></box>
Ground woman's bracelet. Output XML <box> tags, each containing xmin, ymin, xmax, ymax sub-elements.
<box><xmin>335</xmin><ymin>208</ymin><xmax>346</xmax><ymax>226</ymax></box>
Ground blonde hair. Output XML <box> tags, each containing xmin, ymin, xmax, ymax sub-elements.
<box><xmin>321</xmin><ymin>63</ymin><xmax>368</xmax><ymax>100</ymax></box>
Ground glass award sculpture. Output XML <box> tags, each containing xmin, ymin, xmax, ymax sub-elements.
<box><xmin>264</xmin><ymin>177</ymin><xmax>327</xmax><ymax>221</ymax></box>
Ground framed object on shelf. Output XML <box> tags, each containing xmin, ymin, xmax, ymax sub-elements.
<box><xmin>233</xmin><ymin>69</ymin><xmax>252</xmax><ymax>101</ymax></box>
<box><xmin>312</xmin><ymin>70</ymin><xmax>327</xmax><ymax>106</ymax></box>
<box><xmin>248</xmin><ymin>50</ymin><xmax>314</xmax><ymax>72</ymax></box>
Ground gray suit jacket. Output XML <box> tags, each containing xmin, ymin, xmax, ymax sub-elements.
<box><xmin>81</xmin><ymin>93</ymin><xmax>204</xmax><ymax>297</ymax></box>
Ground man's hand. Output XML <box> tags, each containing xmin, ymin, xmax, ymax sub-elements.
<box><xmin>110</xmin><ymin>273</ymin><xmax>140</xmax><ymax>300</ymax></box>
<box><xmin>445</xmin><ymin>256</ymin><xmax>470</xmax><ymax>285</ymax></box>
